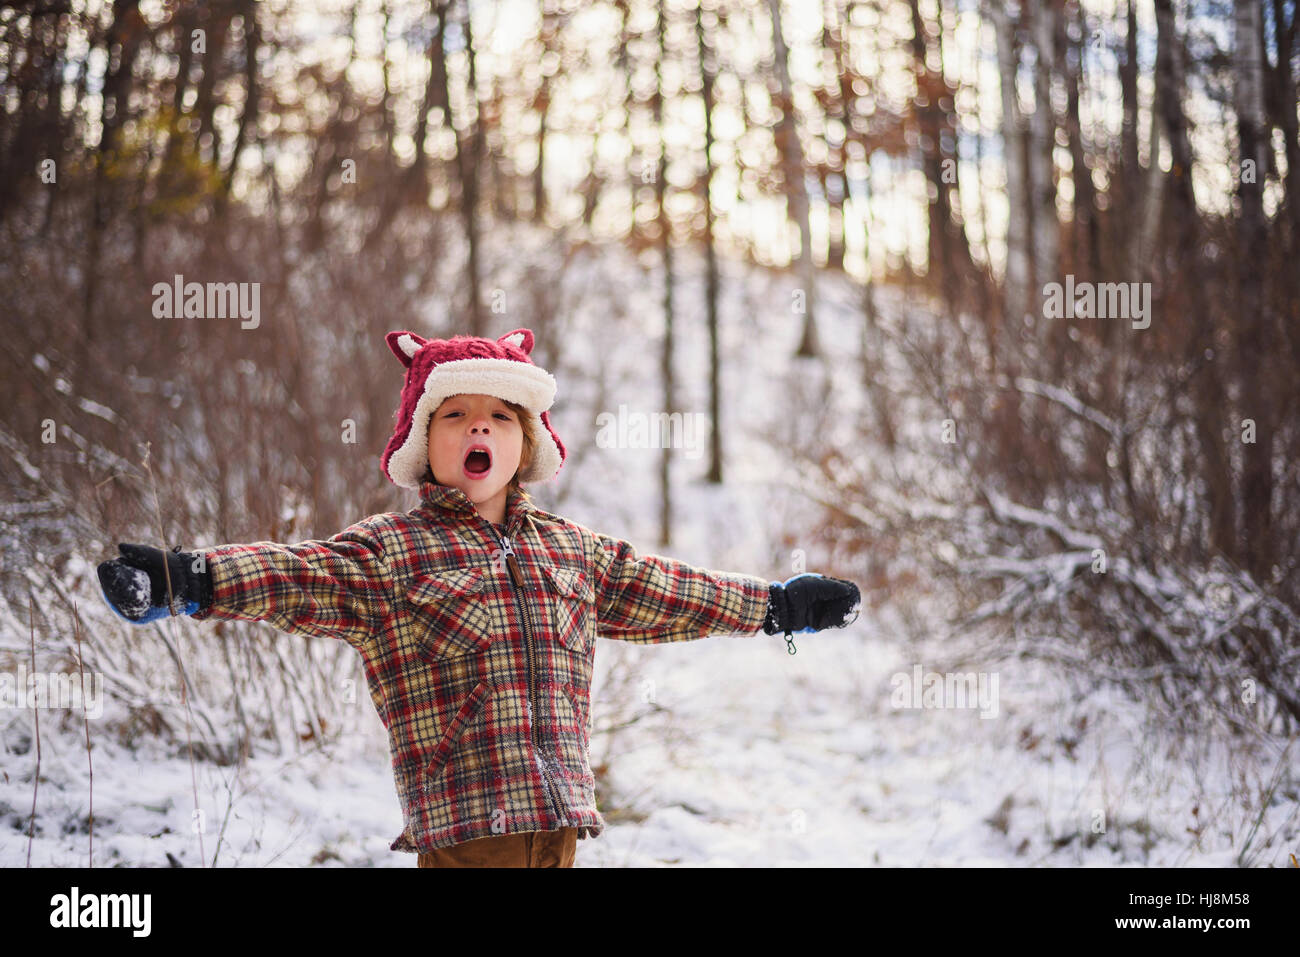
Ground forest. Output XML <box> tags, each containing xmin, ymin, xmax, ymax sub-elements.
<box><xmin>1</xmin><ymin>0</ymin><xmax>1296</xmax><ymax>867</ymax></box>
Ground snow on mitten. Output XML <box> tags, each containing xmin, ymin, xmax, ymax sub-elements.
<box><xmin>97</xmin><ymin>543</ymin><xmax>212</xmax><ymax>624</ymax></box>
<box><xmin>762</xmin><ymin>573</ymin><xmax>860</xmax><ymax>646</ymax></box>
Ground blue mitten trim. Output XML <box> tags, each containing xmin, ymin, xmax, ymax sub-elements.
<box><xmin>100</xmin><ymin>589</ymin><xmax>197</xmax><ymax>625</ymax></box>
<box><xmin>780</xmin><ymin>573</ymin><xmax>823</xmax><ymax>584</ymax></box>
<box><xmin>134</xmin><ymin>604</ymin><xmax>172</xmax><ymax>623</ymax></box>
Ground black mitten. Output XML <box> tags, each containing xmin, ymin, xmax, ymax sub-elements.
<box><xmin>97</xmin><ymin>543</ymin><xmax>212</xmax><ymax>623</ymax></box>
<box><xmin>763</xmin><ymin>573</ymin><xmax>860</xmax><ymax>636</ymax></box>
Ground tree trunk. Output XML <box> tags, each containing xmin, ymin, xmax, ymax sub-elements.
<box><xmin>379</xmin><ymin>0</ymin><xmax>398</xmax><ymax>169</ymax></box>
<box><xmin>456</xmin><ymin>0</ymin><xmax>486</xmax><ymax>336</ymax></box>
<box><xmin>836</xmin><ymin>0</ymin><xmax>878</xmax><ymax>332</ymax></box>
<box><xmin>933</xmin><ymin>0</ymin><xmax>978</xmax><ymax>299</ymax></box>
<box><xmin>219</xmin><ymin>0</ymin><xmax>261</xmax><ymax>210</ymax></box>
<box><xmin>1268</xmin><ymin>0</ymin><xmax>1300</xmax><ymax>235</ymax></box>
<box><xmin>908</xmin><ymin>0</ymin><xmax>976</xmax><ymax>311</ymax></box>
<box><xmin>1154</xmin><ymin>0</ymin><xmax>1195</xmax><ymax>213</ymax></box>
<box><xmin>580</xmin><ymin>127</ymin><xmax>601</xmax><ymax>228</ymax></box>
<box><xmin>1155</xmin><ymin>0</ymin><xmax>1235</xmax><ymax>560</ymax></box>
<box><xmin>908</xmin><ymin>0</ymin><xmax>950</xmax><ymax>303</ymax></box>
<box><xmin>193</xmin><ymin>13</ymin><xmax>231</xmax><ymax>168</ymax></box>
<box><xmin>767</xmin><ymin>0</ymin><xmax>819</xmax><ymax>357</ymax></box>
<box><xmin>1234</xmin><ymin>0</ymin><xmax>1274</xmax><ymax>576</ymax></box>
<box><xmin>533</xmin><ymin>81</ymin><xmax>550</xmax><ymax>222</ymax></box>
<box><xmin>1136</xmin><ymin>70</ymin><xmax>1164</xmax><ymax>265</ymax></box>
<box><xmin>412</xmin><ymin>0</ymin><xmax>450</xmax><ymax>185</ymax></box>
<box><xmin>1063</xmin><ymin>0</ymin><xmax>1099</xmax><ymax>280</ymax></box>
<box><xmin>83</xmin><ymin>0</ymin><xmax>143</xmax><ymax>365</ymax></box>
<box><xmin>1029</xmin><ymin>1</ymin><xmax>1059</xmax><ymax>305</ymax></box>
<box><xmin>1120</xmin><ymin>0</ymin><xmax>1141</xmax><ymax>230</ymax></box>
<box><xmin>986</xmin><ymin>0</ymin><xmax>1031</xmax><ymax>327</ymax></box>
<box><xmin>159</xmin><ymin>4</ymin><xmax>197</xmax><ymax>200</ymax></box>
<box><xmin>655</xmin><ymin>0</ymin><xmax>675</xmax><ymax>545</ymax></box>
<box><xmin>533</xmin><ymin>1</ymin><xmax>563</xmax><ymax>222</ymax></box>
<box><xmin>821</xmin><ymin>0</ymin><xmax>847</xmax><ymax>272</ymax></box>
<box><xmin>696</xmin><ymin>1</ymin><xmax>724</xmax><ymax>485</ymax></box>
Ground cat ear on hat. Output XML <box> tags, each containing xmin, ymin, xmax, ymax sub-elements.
<box><xmin>385</xmin><ymin>331</ymin><xmax>427</xmax><ymax>368</ymax></box>
<box><xmin>498</xmin><ymin>329</ymin><xmax>534</xmax><ymax>355</ymax></box>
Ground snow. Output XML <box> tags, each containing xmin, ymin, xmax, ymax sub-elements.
<box><xmin>4</xmin><ymin>220</ymin><xmax>1295</xmax><ymax>867</ymax></box>
<box><xmin>1008</xmin><ymin>376</ymin><xmax>1122</xmax><ymax>440</ymax></box>
<box><xmin>1</xmin><ymin>724</ymin><xmax>406</xmax><ymax>868</ymax></box>
<box><xmin>101</xmin><ymin>563</ymin><xmax>153</xmax><ymax>619</ymax></box>
<box><xmin>76</xmin><ymin>397</ymin><xmax>121</xmax><ymax>424</ymax></box>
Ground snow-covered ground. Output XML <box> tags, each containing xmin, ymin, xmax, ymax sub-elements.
<box><xmin>6</xmin><ymin>625</ymin><xmax>1287</xmax><ymax>867</ymax></box>
<box><xmin>3</xmin><ymin>225</ymin><xmax>1295</xmax><ymax>866</ymax></box>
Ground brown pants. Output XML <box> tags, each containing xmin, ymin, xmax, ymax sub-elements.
<box><xmin>417</xmin><ymin>827</ymin><xmax>578</xmax><ymax>868</ymax></box>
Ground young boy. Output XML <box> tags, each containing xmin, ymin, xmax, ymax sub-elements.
<box><xmin>97</xmin><ymin>327</ymin><xmax>860</xmax><ymax>867</ymax></box>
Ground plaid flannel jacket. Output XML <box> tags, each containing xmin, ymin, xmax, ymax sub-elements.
<box><xmin>191</xmin><ymin>480</ymin><xmax>772</xmax><ymax>853</ymax></box>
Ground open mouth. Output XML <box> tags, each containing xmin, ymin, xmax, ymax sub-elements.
<box><xmin>463</xmin><ymin>445</ymin><xmax>492</xmax><ymax>478</ymax></box>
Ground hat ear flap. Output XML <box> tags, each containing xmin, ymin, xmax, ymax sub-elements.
<box><xmin>498</xmin><ymin>329</ymin><xmax>534</xmax><ymax>355</ymax></box>
<box><xmin>386</xmin><ymin>331</ymin><xmax>426</xmax><ymax>368</ymax></box>
<box><xmin>540</xmin><ymin>409</ymin><xmax>566</xmax><ymax>461</ymax></box>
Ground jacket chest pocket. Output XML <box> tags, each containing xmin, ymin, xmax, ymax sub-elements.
<box><xmin>543</xmin><ymin>565</ymin><xmax>594</xmax><ymax>655</ymax></box>
<box><xmin>405</xmin><ymin>568</ymin><xmax>494</xmax><ymax>660</ymax></box>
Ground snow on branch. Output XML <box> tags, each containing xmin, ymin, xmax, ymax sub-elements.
<box><xmin>978</xmin><ymin>486</ymin><xmax>1105</xmax><ymax>551</ymax></box>
<box><xmin>1008</xmin><ymin>377</ymin><xmax>1123</xmax><ymax>440</ymax></box>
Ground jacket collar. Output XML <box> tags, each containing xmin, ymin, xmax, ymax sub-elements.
<box><xmin>416</xmin><ymin>480</ymin><xmax>535</xmax><ymax>537</ymax></box>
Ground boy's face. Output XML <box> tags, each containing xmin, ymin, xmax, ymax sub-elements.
<box><xmin>426</xmin><ymin>393</ymin><xmax>523</xmax><ymax>518</ymax></box>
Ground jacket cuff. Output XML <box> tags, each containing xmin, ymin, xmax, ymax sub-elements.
<box><xmin>190</xmin><ymin>553</ymin><xmax>214</xmax><ymax>615</ymax></box>
<box><xmin>761</xmin><ymin>583</ymin><xmax>784</xmax><ymax>635</ymax></box>
<box><xmin>188</xmin><ymin>549</ymin><xmax>225</xmax><ymax>620</ymax></box>
<box><xmin>733</xmin><ymin>575</ymin><xmax>776</xmax><ymax>635</ymax></box>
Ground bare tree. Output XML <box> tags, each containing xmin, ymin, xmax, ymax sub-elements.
<box><xmin>457</xmin><ymin>0</ymin><xmax>487</xmax><ymax>336</ymax></box>
<box><xmin>1028</xmin><ymin>1</ymin><xmax>1059</xmax><ymax>310</ymax></box>
<box><xmin>1234</xmin><ymin>0</ymin><xmax>1274</xmax><ymax>577</ymax></box>
<box><xmin>697</xmin><ymin>0</ymin><xmax>724</xmax><ymax>484</ymax></box>
<box><xmin>1061</xmin><ymin>0</ymin><xmax>1099</xmax><ymax>280</ymax></box>
<box><xmin>654</xmin><ymin>0</ymin><xmax>676</xmax><ymax>545</ymax></box>
<box><xmin>986</xmin><ymin>0</ymin><xmax>1031</xmax><ymax>328</ymax></box>
<box><xmin>1266</xmin><ymin>0</ymin><xmax>1300</xmax><ymax>234</ymax></box>
<box><xmin>532</xmin><ymin>0</ymin><xmax>564</xmax><ymax>223</ymax></box>
<box><xmin>908</xmin><ymin>0</ymin><xmax>977</xmax><ymax>313</ymax></box>
<box><xmin>767</xmin><ymin>0</ymin><xmax>819</xmax><ymax>357</ymax></box>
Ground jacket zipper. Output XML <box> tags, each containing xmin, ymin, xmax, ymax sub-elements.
<box><xmin>495</xmin><ymin>528</ymin><xmax>566</xmax><ymax>825</ymax></box>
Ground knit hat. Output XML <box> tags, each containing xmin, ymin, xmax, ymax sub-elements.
<box><xmin>381</xmin><ymin>327</ymin><xmax>566</xmax><ymax>489</ymax></box>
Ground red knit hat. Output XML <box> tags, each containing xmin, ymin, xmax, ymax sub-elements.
<box><xmin>381</xmin><ymin>327</ymin><xmax>566</xmax><ymax>489</ymax></box>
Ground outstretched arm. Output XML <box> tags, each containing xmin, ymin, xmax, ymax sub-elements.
<box><xmin>191</xmin><ymin>525</ymin><xmax>393</xmax><ymax>648</ymax></box>
<box><xmin>98</xmin><ymin>522</ymin><xmax>393</xmax><ymax>650</ymax></box>
<box><xmin>583</xmin><ymin>527</ymin><xmax>771</xmax><ymax>643</ymax></box>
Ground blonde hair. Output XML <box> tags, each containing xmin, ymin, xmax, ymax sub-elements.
<box><xmin>507</xmin><ymin>399</ymin><xmax>536</xmax><ymax>501</ymax></box>
<box><xmin>422</xmin><ymin>397</ymin><xmax>535</xmax><ymax>501</ymax></box>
